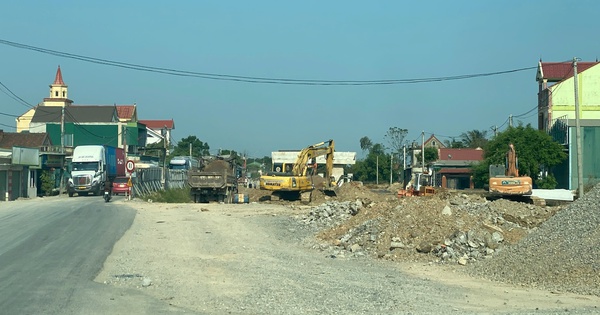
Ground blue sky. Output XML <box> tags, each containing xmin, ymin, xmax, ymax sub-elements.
<box><xmin>1</xmin><ymin>1</ymin><xmax>600</xmax><ymax>158</ymax></box>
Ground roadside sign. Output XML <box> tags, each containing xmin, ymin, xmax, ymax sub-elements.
<box><xmin>125</xmin><ymin>160</ymin><xmax>135</xmax><ymax>173</ymax></box>
<box><xmin>127</xmin><ymin>177</ymin><xmax>132</xmax><ymax>187</ymax></box>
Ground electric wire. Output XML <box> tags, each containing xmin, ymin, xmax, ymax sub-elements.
<box><xmin>0</xmin><ymin>80</ymin><xmax>34</xmax><ymax>108</ymax></box>
<box><xmin>0</xmin><ymin>38</ymin><xmax>537</xmax><ymax>86</ymax></box>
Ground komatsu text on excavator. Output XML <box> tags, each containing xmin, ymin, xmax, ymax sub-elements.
<box><xmin>488</xmin><ymin>143</ymin><xmax>532</xmax><ymax>196</ymax></box>
<box><xmin>260</xmin><ymin>139</ymin><xmax>336</xmax><ymax>203</ymax></box>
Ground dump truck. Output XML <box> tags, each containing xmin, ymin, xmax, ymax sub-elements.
<box><xmin>188</xmin><ymin>158</ymin><xmax>238</xmax><ymax>203</ymax></box>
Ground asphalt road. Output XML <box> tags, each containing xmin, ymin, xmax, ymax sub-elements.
<box><xmin>0</xmin><ymin>195</ymin><xmax>192</xmax><ymax>315</ymax></box>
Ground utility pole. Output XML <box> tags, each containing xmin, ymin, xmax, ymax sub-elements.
<box><xmin>59</xmin><ymin>105</ymin><xmax>65</xmax><ymax>195</ymax></box>
<box><xmin>60</xmin><ymin>106</ymin><xmax>65</xmax><ymax>154</ymax></box>
<box><xmin>573</xmin><ymin>57</ymin><xmax>585</xmax><ymax>199</ymax></box>
<box><xmin>389</xmin><ymin>154</ymin><xmax>393</xmax><ymax>185</ymax></box>
<box><xmin>403</xmin><ymin>145</ymin><xmax>406</xmax><ymax>170</ymax></box>
<box><xmin>509</xmin><ymin>114</ymin><xmax>513</xmax><ymax>127</ymax></box>
<box><xmin>123</xmin><ymin>124</ymin><xmax>127</xmax><ymax>158</ymax></box>
<box><xmin>421</xmin><ymin>131</ymin><xmax>425</xmax><ymax>170</ymax></box>
<box><xmin>162</xmin><ymin>127</ymin><xmax>167</xmax><ymax>187</ymax></box>
<box><xmin>376</xmin><ymin>156</ymin><xmax>379</xmax><ymax>185</ymax></box>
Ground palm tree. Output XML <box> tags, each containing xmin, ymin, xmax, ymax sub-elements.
<box><xmin>460</xmin><ymin>129</ymin><xmax>488</xmax><ymax>148</ymax></box>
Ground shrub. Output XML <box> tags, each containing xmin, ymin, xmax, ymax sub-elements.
<box><xmin>142</xmin><ymin>187</ymin><xmax>192</xmax><ymax>203</ymax></box>
<box><xmin>40</xmin><ymin>170</ymin><xmax>55</xmax><ymax>196</ymax></box>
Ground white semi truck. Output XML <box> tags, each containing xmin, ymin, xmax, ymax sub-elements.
<box><xmin>67</xmin><ymin>145</ymin><xmax>125</xmax><ymax>197</ymax></box>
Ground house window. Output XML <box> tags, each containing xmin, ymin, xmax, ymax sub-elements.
<box><xmin>432</xmin><ymin>141</ymin><xmax>436</xmax><ymax>146</ymax></box>
<box><xmin>62</xmin><ymin>91</ymin><xmax>66</xmax><ymax>97</ymax></box>
<box><xmin>55</xmin><ymin>91</ymin><xmax>58</xmax><ymax>97</ymax></box>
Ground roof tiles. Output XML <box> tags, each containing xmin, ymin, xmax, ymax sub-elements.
<box><xmin>537</xmin><ymin>61</ymin><xmax>599</xmax><ymax>82</ymax></box>
<box><xmin>139</xmin><ymin>119</ymin><xmax>175</xmax><ymax>129</ymax></box>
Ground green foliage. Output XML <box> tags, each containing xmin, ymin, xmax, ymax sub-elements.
<box><xmin>424</xmin><ymin>147</ymin><xmax>438</xmax><ymax>164</ymax></box>
<box><xmin>40</xmin><ymin>170</ymin><xmax>55</xmax><ymax>196</ymax></box>
<box><xmin>537</xmin><ymin>173</ymin><xmax>558</xmax><ymax>189</ymax></box>
<box><xmin>142</xmin><ymin>187</ymin><xmax>192</xmax><ymax>203</ymax></box>
<box><xmin>443</xmin><ymin>138</ymin><xmax>466</xmax><ymax>148</ymax></box>
<box><xmin>472</xmin><ymin>124</ymin><xmax>567</xmax><ymax>188</ymax></box>
<box><xmin>471</xmin><ymin>162</ymin><xmax>490</xmax><ymax>189</ymax></box>
<box><xmin>351</xmin><ymin>143</ymin><xmax>391</xmax><ymax>183</ymax></box>
<box><xmin>359</xmin><ymin>136</ymin><xmax>373</xmax><ymax>154</ymax></box>
<box><xmin>415</xmin><ymin>147</ymin><xmax>439</xmax><ymax>166</ymax></box>
<box><xmin>171</xmin><ymin>135</ymin><xmax>210</xmax><ymax>158</ymax></box>
<box><xmin>461</xmin><ymin>129</ymin><xmax>488</xmax><ymax>148</ymax></box>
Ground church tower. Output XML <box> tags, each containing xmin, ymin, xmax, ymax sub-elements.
<box><xmin>16</xmin><ymin>66</ymin><xmax>74</xmax><ymax>132</ymax></box>
<box><xmin>43</xmin><ymin>66</ymin><xmax>73</xmax><ymax>107</ymax></box>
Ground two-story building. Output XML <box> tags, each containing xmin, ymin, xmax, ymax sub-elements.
<box><xmin>537</xmin><ymin>60</ymin><xmax>600</xmax><ymax>189</ymax></box>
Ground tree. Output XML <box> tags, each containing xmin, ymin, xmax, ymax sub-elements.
<box><xmin>171</xmin><ymin>135</ymin><xmax>210</xmax><ymax>159</ymax></box>
<box><xmin>415</xmin><ymin>147</ymin><xmax>439</xmax><ymax>166</ymax></box>
<box><xmin>443</xmin><ymin>138</ymin><xmax>465</xmax><ymax>148</ymax></box>
<box><xmin>359</xmin><ymin>136</ymin><xmax>373</xmax><ymax>154</ymax></box>
<box><xmin>384</xmin><ymin>127</ymin><xmax>408</xmax><ymax>157</ymax></box>
<box><xmin>471</xmin><ymin>124</ymin><xmax>567</xmax><ymax>188</ymax></box>
<box><xmin>351</xmin><ymin>143</ymin><xmax>391</xmax><ymax>183</ymax></box>
<box><xmin>461</xmin><ymin>129</ymin><xmax>488</xmax><ymax>148</ymax></box>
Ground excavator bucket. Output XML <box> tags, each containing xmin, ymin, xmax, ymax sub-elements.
<box><xmin>322</xmin><ymin>186</ymin><xmax>338</xmax><ymax>197</ymax></box>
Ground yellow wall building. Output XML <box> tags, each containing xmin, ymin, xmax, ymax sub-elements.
<box><xmin>537</xmin><ymin>61</ymin><xmax>600</xmax><ymax>131</ymax></box>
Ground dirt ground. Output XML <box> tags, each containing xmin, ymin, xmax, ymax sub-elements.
<box><xmin>94</xmin><ymin>183</ymin><xmax>600</xmax><ymax>314</ymax></box>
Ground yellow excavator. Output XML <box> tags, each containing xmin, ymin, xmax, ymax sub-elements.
<box><xmin>488</xmin><ymin>143</ymin><xmax>532</xmax><ymax>196</ymax></box>
<box><xmin>260</xmin><ymin>139</ymin><xmax>336</xmax><ymax>203</ymax></box>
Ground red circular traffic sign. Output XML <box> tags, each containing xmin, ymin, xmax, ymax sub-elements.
<box><xmin>125</xmin><ymin>160</ymin><xmax>135</xmax><ymax>173</ymax></box>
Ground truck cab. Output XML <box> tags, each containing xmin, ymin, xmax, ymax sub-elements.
<box><xmin>169</xmin><ymin>156</ymin><xmax>200</xmax><ymax>170</ymax></box>
<box><xmin>68</xmin><ymin>145</ymin><xmax>106</xmax><ymax>197</ymax></box>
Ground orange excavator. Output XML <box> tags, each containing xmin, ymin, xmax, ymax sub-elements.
<box><xmin>488</xmin><ymin>143</ymin><xmax>532</xmax><ymax>196</ymax></box>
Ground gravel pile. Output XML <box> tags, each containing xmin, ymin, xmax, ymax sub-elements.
<box><xmin>467</xmin><ymin>184</ymin><xmax>600</xmax><ymax>296</ymax></box>
<box><xmin>298</xmin><ymin>200</ymin><xmax>364</xmax><ymax>228</ymax></box>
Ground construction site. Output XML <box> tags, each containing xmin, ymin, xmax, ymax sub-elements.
<box><xmin>238</xmin><ymin>178</ymin><xmax>599</xmax><ymax>298</ymax></box>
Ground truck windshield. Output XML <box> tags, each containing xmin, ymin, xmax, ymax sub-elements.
<box><xmin>72</xmin><ymin>162</ymin><xmax>98</xmax><ymax>171</ymax></box>
<box><xmin>169</xmin><ymin>164</ymin><xmax>188</xmax><ymax>170</ymax></box>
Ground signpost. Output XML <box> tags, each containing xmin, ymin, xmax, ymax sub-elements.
<box><xmin>125</xmin><ymin>160</ymin><xmax>135</xmax><ymax>173</ymax></box>
<box><xmin>125</xmin><ymin>160</ymin><xmax>135</xmax><ymax>200</ymax></box>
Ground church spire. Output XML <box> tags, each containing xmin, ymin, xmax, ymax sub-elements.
<box><xmin>53</xmin><ymin>65</ymin><xmax>64</xmax><ymax>85</ymax></box>
<box><xmin>46</xmin><ymin>65</ymin><xmax>70</xmax><ymax>105</ymax></box>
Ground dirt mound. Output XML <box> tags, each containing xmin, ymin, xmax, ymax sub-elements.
<box><xmin>303</xmin><ymin>186</ymin><xmax>562</xmax><ymax>267</ymax></box>
<box><xmin>203</xmin><ymin>160</ymin><xmax>231</xmax><ymax>172</ymax></box>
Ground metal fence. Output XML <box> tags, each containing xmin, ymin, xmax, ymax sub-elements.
<box><xmin>165</xmin><ymin>169</ymin><xmax>188</xmax><ymax>189</ymax></box>
<box><xmin>131</xmin><ymin>168</ymin><xmax>189</xmax><ymax>197</ymax></box>
<box><xmin>131</xmin><ymin>168</ymin><xmax>165</xmax><ymax>196</ymax></box>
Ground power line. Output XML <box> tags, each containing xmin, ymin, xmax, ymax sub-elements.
<box><xmin>0</xmin><ymin>80</ymin><xmax>35</xmax><ymax>108</ymax></box>
<box><xmin>0</xmin><ymin>38</ymin><xmax>537</xmax><ymax>86</ymax></box>
<box><xmin>0</xmin><ymin>122</ymin><xmax>16</xmax><ymax>129</ymax></box>
<box><xmin>0</xmin><ymin>111</ymin><xmax>19</xmax><ymax>118</ymax></box>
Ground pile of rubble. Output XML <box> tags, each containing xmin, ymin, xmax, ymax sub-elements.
<box><xmin>298</xmin><ymin>184</ymin><xmax>562</xmax><ymax>266</ymax></box>
<box><xmin>466</xmin><ymin>183</ymin><xmax>600</xmax><ymax>296</ymax></box>
<box><xmin>294</xmin><ymin>181</ymin><xmax>600</xmax><ymax>296</ymax></box>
